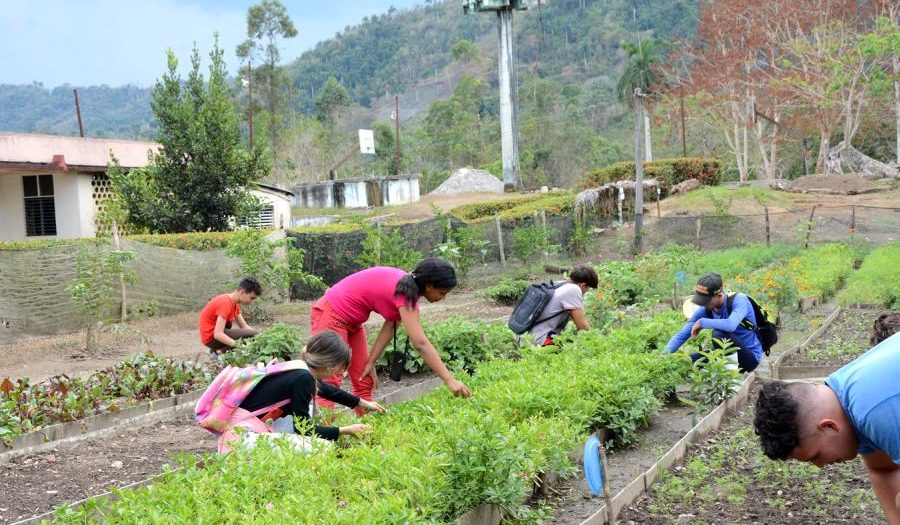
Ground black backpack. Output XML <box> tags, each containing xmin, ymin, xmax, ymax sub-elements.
<box><xmin>709</xmin><ymin>293</ymin><xmax>778</xmax><ymax>356</ymax></box>
<box><xmin>507</xmin><ymin>281</ymin><xmax>567</xmax><ymax>335</ymax></box>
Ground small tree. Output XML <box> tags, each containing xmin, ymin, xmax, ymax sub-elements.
<box><xmin>225</xmin><ymin>229</ymin><xmax>324</xmax><ymax>313</ymax></box>
<box><xmin>67</xmin><ymin>242</ymin><xmax>136</xmax><ymax>353</ymax></box>
<box><xmin>355</xmin><ymin>224</ymin><xmax>422</xmax><ymax>271</ymax></box>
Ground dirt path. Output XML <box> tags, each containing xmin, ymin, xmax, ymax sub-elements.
<box><xmin>0</xmin><ymin>288</ymin><xmax>512</xmax><ymax>382</ymax></box>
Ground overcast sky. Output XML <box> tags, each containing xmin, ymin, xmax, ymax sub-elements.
<box><xmin>0</xmin><ymin>0</ymin><xmax>426</xmax><ymax>88</ymax></box>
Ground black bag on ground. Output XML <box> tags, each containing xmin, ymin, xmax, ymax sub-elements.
<box><xmin>710</xmin><ymin>294</ymin><xmax>778</xmax><ymax>356</ymax></box>
<box><xmin>507</xmin><ymin>281</ymin><xmax>566</xmax><ymax>335</ymax></box>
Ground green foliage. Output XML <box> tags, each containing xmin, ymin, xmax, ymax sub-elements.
<box><xmin>617</xmin><ymin>37</ymin><xmax>664</xmax><ymax>106</ymax></box>
<box><xmin>582</xmin><ymin>157</ymin><xmax>722</xmax><ymax>191</ymax></box>
<box><xmin>677</xmin><ymin>339</ymin><xmax>743</xmax><ymax>408</ymax></box>
<box><xmin>221</xmin><ymin>323</ymin><xmax>302</xmax><ymax>366</ymax></box>
<box><xmin>0</xmin><ymin>238</ymin><xmax>91</xmax><ymax>251</ymax></box>
<box><xmin>355</xmin><ymin>224</ymin><xmax>422</xmax><ymax>271</ymax></box>
<box><xmin>127</xmin><ymin>231</ymin><xmax>248</xmax><ymax>250</ymax></box>
<box><xmin>451</xmin><ymin>193</ymin><xmax>574</xmax><ymax>224</ymax></box>
<box><xmin>569</xmin><ymin>214</ymin><xmax>593</xmax><ymax>256</ymax></box>
<box><xmin>476</xmin><ymin>277</ymin><xmax>531</xmax><ymax>305</ymax></box>
<box><xmin>0</xmin><ymin>353</ymin><xmax>213</xmax><ymax>443</ymax></box>
<box><xmin>315</xmin><ymin>76</ymin><xmax>351</xmax><ymax>125</ymax></box>
<box><xmin>511</xmin><ymin>224</ymin><xmax>559</xmax><ymax>265</ymax></box>
<box><xmin>66</xmin><ymin>242</ymin><xmax>137</xmax><ymax>352</ymax></box>
<box><xmin>432</xmin><ymin>208</ymin><xmax>489</xmax><ymax>280</ymax></box>
<box><xmin>236</xmin><ymin>0</ymin><xmax>298</xmax><ymax>164</ymax></box>
<box><xmin>450</xmin><ymin>39</ymin><xmax>479</xmax><ymax>64</ymax></box>
<box><xmin>376</xmin><ymin>316</ymin><xmax>519</xmax><ymax>375</ymax></box>
<box><xmin>226</xmin><ymin>230</ymin><xmax>325</xmax><ymax>312</ymax></box>
<box><xmin>838</xmin><ymin>242</ymin><xmax>900</xmax><ymax>308</ymax></box>
<box><xmin>423</xmin><ymin>75</ymin><xmax>489</xmax><ymax>168</ymax></box>
<box><xmin>114</xmin><ymin>38</ymin><xmax>268</xmax><ymax>233</ymax></box>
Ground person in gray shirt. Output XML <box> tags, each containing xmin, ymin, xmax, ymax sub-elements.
<box><xmin>529</xmin><ymin>266</ymin><xmax>598</xmax><ymax>346</ymax></box>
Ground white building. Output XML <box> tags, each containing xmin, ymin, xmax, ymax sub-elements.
<box><xmin>0</xmin><ymin>132</ymin><xmax>291</xmax><ymax>241</ymax></box>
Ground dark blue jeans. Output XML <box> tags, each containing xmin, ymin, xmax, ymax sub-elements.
<box><xmin>688</xmin><ymin>330</ymin><xmax>761</xmax><ymax>373</ymax></box>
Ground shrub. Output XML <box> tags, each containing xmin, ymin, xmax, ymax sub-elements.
<box><xmin>477</xmin><ymin>278</ymin><xmax>531</xmax><ymax>305</ymax></box>
<box><xmin>128</xmin><ymin>231</ymin><xmax>251</xmax><ymax>250</ymax></box>
<box><xmin>450</xmin><ymin>192</ymin><xmax>574</xmax><ymax>223</ymax></box>
<box><xmin>511</xmin><ymin>224</ymin><xmax>559</xmax><ymax>264</ymax></box>
<box><xmin>355</xmin><ymin>224</ymin><xmax>422</xmax><ymax>271</ymax></box>
<box><xmin>838</xmin><ymin>242</ymin><xmax>900</xmax><ymax>308</ymax></box>
<box><xmin>221</xmin><ymin>323</ymin><xmax>302</xmax><ymax>366</ymax></box>
<box><xmin>581</xmin><ymin>157</ymin><xmax>722</xmax><ymax>192</ymax></box>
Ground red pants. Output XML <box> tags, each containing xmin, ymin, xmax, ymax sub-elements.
<box><xmin>309</xmin><ymin>297</ymin><xmax>372</xmax><ymax>415</ymax></box>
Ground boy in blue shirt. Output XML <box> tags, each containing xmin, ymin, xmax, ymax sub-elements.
<box><xmin>666</xmin><ymin>273</ymin><xmax>764</xmax><ymax>373</ymax></box>
<box><xmin>754</xmin><ymin>332</ymin><xmax>900</xmax><ymax>524</ymax></box>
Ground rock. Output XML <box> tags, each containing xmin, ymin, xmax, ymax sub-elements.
<box><xmin>111</xmin><ymin>460</ymin><xmax>123</xmax><ymax>469</ymax></box>
<box><xmin>672</xmin><ymin>179</ymin><xmax>701</xmax><ymax>194</ymax></box>
<box><xmin>826</xmin><ymin>145</ymin><xmax>897</xmax><ymax>179</ymax></box>
<box><xmin>430</xmin><ymin>167</ymin><xmax>504</xmax><ymax>195</ymax></box>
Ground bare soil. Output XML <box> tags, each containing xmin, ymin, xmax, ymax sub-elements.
<box><xmin>786</xmin><ymin>174</ymin><xmax>894</xmax><ymax>195</ymax></box>
<box><xmin>0</xmin><ymin>289</ymin><xmax>512</xmax><ymax>382</ymax></box>
<box><xmin>618</xmin><ymin>385</ymin><xmax>883</xmax><ymax>525</ymax></box>
<box><xmin>783</xmin><ymin>308</ymin><xmax>889</xmax><ymax>368</ymax></box>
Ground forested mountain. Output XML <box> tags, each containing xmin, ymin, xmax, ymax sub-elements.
<box><xmin>1</xmin><ymin>0</ymin><xmax>697</xmax><ymax>141</ymax></box>
<box><xmin>0</xmin><ymin>83</ymin><xmax>155</xmax><ymax>139</ymax></box>
<box><xmin>287</xmin><ymin>0</ymin><xmax>698</xmax><ymax>112</ymax></box>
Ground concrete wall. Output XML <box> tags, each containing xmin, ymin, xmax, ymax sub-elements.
<box><xmin>0</xmin><ymin>171</ymin><xmax>93</xmax><ymax>242</ymax></box>
<box><xmin>248</xmin><ymin>189</ymin><xmax>292</xmax><ymax>229</ymax></box>
<box><xmin>0</xmin><ymin>172</ymin><xmax>26</xmax><ymax>240</ymax></box>
<box><xmin>291</xmin><ymin>176</ymin><xmax>420</xmax><ymax>210</ymax></box>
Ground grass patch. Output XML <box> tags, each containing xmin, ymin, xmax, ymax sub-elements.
<box><xmin>837</xmin><ymin>242</ymin><xmax>900</xmax><ymax>308</ymax></box>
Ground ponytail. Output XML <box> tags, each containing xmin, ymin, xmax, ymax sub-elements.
<box><xmin>394</xmin><ymin>257</ymin><xmax>457</xmax><ymax>307</ymax></box>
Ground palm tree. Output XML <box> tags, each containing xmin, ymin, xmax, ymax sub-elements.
<box><xmin>617</xmin><ymin>38</ymin><xmax>663</xmax><ymax>161</ymax></box>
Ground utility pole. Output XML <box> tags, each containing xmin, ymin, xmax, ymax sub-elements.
<box><xmin>464</xmin><ymin>0</ymin><xmax>537</xmax><ymax>192</ymax></box>
<box><xmin>73</xmin><ymin>89</ymin><xmax>84</xmax><ymax>138</ymax></box>
<box><xmin>248</xmin><ymin>60</ymin><xmax>254</xmax><ymax>151</ymax></box>
<box><xmin>395</xmin><ymin>95</ymin><xmax>401</xmax><ymax>176</ymax></box>
<box><xmin>680</xmin><ymin>92</ymin><xmax>687</xmax><ymax>157</ymax></box>
<box><xmin>634</xmin><ymin>88</ymin><xmax>647</xmax><ymax>255</ymax></box>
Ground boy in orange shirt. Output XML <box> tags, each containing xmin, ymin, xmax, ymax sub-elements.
<box><xmin>198</xmin><ymin>277</ymin><xmax>261</xmax><ymax>355</ymax></box>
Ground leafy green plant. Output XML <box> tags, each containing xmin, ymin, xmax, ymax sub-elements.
<box><xmin>355</xmin><ymin>224</ymin><xmax>422</xmax><ymax>271</ymax></box>
<box><xmin>838</xmin><ymin>242</ymin><xmax>900</xmax><ymax>308</ymax></box>
<box><xmin>66</xmin><ymin>241</ymin><xmax>137</xmax><ymax>353</ymax></box>
<box><xmin>0</xmin><ymin>353</ymin><xmax>214</xmax><ymax>443</ymax></box>
<box><xmin>678</xmin><ymin>338</ymin><xmax>743</xmax><ymax>408</ymax></box>
<box><xmin>511</xmin><ymin>224</ymin><xmax>559</xmax><ymax>264</ymax></box>
<box><xmin>432</xmin><ymin>207</ymin><xmax>490</xmax><ymax>280</ymax></box>
<box><xmin>569</xmin><ymin>214</ymin><xmax>593</xmax><ymax>256</ymax></box>
<box><xmin>226</xmin><ymin>229</ymin><xmax>325</xmax><ymax>313</ymax></box>
<box><xmin>476</xmin><ymin>277</ymin><xmax>530</xmax><ymax>305</ymax></box>
<box><xmin>221</xmin><ymin>323</ymin><xmax>302</xmax><ymax>366</ymax></box>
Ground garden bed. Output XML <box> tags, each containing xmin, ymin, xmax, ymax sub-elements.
<box><xmin>776</xmin><ymin>308</ymin><xmax>888</xmax><ymax>379</ymax></box>
<box><xmin>1</xmin><ymin>370</ymin><xmax>439</xmax><ymax>524</ymax></box>
<box><xmin>618</xmin><ymin>384</ymin><xmax>883</xmax><ymax>524</ymax></box>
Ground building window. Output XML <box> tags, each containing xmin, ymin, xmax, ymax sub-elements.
<box><xmin>239</xmin><ymin>204</ymin><xmax>275</xmax><ymax>229</ymax></box>
<box><xmin>23</xmin><ymin>174</ymin><xmax>57</xmax><ymax>237</ymax></box>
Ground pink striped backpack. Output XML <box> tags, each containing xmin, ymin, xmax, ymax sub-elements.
<box><xmin>195</xmin><ymin>360</ymin><xmax>309</xmax><ymax>436</ymax></box>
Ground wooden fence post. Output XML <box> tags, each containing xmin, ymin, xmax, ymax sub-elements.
<box><xmin>850</xmin><ymin>205</ymin><xmax>856</xmax><ymax>238</ymax></box>
<box><xmin>695</xmin><ymin>217</ymin><xmax>702</xmax><ymax>250</ymax></box>
<box><xmin>495</xmin><ymin>213</ymin><xmax>506</xmax><ymax>267</ymax></box>
<box><xmin>764</xmin><ymin>206</ymin><xmax>770</xmax><ymax>246</ymax></box>
<box><xmin>541</xmin><ymin>210</ymin><xmax>548</xmax><ymax>264</ymax></box>
<box><xmin>804</xmin><ymin>205</ymin><xmax>818</xmax><ymax>249</ymax></box>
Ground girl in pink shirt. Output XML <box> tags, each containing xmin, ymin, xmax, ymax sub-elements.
<box><xmin>310</xmin><ymin>257</ymin><xmax>472</xmax><ymax>409</ymax></box>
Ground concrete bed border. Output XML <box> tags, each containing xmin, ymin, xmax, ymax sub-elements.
<box><xmin>0</xmin><ymin>390</ymin><xmax>204</xmax><ymax>461</ymax></box>
<box><xmin>771</xmin><ymin>306</ymin><xmax>842</xmax><ymax>380</ymax></box>
<box><xmin>10</xmin><ymin>376</ymin><xmax>445</xmax><ymax>525</ymax></box>
<box><xmin>575</xmin><ymin>372</ymin><xmax>756</xmax><ymax>525</ymax></box>
<box><xmin>453</xmin><ymin>374</ymin><xmax>757</xmax><ymax>525</ymax></box>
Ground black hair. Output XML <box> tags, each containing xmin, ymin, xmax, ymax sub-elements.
<box><xmin>237</xmin><ymin>277</ymin><xmax>262</xmax><ymax>296</ymax></box>
<box><xmin>303</xmin><ymin>330</ymin><xmax>351</xmax><ymax>370</ymax></box>
<box><xmin>753</xmin><ymin>381</ymin><xmax>801</xmax><ymax>460</ymax></box>
<box><xmin>570</xmin><ymin>266</ymin><xmax>599</xmax><ymax>289</ymax></box>
<box><xmin>394</xmin><ymin>257</ymin><xmax>457</xmax><ymax>307</ymax></box>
